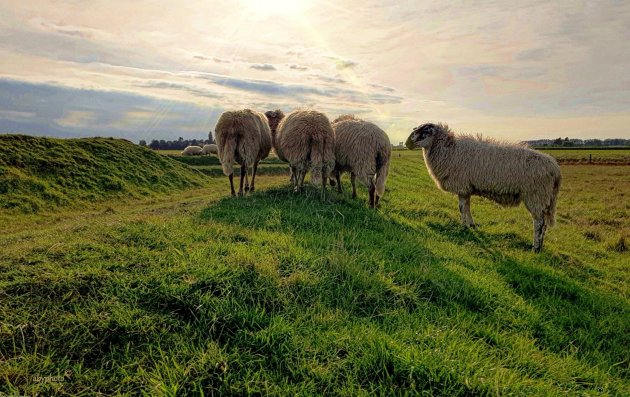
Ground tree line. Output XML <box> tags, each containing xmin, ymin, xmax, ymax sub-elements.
<box><xmin>139</xmin><ymin>134</ymin><xmax>215</xmax><ymax>150</ymax></box>
<box><xmin>526</xmin><ymin>137</ymin><xmax>630</xmax><ymax>147</ymax></box>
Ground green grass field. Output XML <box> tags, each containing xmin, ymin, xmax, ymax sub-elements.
<box><xmin>538</xmin><ymin>149</ymin><xmax>630</xmax><ymax>163</ymax></box>
<box><xmin>1</xmin><ymin>140</ymin><xmax>629</xmax><ymax>395</ymax></box>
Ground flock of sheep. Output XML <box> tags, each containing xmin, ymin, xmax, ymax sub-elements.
<box><xmin>182</xmin><ymin>109</ymin><xmax>561</xmax><ymax>252</ymax></box>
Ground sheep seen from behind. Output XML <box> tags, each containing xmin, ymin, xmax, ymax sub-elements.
<box><xmin>271</xmin><ymin>109</ymin><xmax>335</xmax><ymax>198</ymax></box>
<box><xmin>406</xmin><ymin>123</ymin><xmax>561</xmax><ymax>252</ymax></box>
<box><xmin>332</xmin><ymin>115</ymin><xmax>391</xmax><ymax>208</ymax></box>
<box><xmin>214</xmin><ymin>109</ymin><xmax>272</xmax><ymax>196</ymax></box>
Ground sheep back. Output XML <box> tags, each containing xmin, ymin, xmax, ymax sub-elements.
<box><xmin>214</xmin><ymin>109</ymin><xmax>272</xmax><ymax>176</ymax></box>
<box><xmin>424</xmin><ymin>130</ymin><xmax>561</xmax><ymax>223</ymax></box>
<box><xmin>276</xmin><ymin>110</ymin><xmax>335</xmax><ymax>182</ymax></box>
<box><xmin>333</xmin><ymin>117</ymin><xmax>391</xmax><ymax>195</ymax></box>
<box><xmin>201</xmin><ymin>144</ymin><xmax>218</xmax><ymax>155</ymax></box>
<box><xmin>181</xmin><ymin>145</ymin><xmax>203</xmax><ymax>155</ymax></box>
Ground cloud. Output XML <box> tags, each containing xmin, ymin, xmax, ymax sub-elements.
<box><xmin>250</xmin><ymin>63</ymin><xmax>276</xmax><ymax>71</ymax></box>
<box><xmin>135</xmin><ymin>80</ymin><xmax>223</xmax><ymax>99</ymax></box>
<box><xmin>0</xmin><ymin>79</ymin><xmax>217</xmax><ymax>141</ymax></box>
<box><xmin>190</xmin><ymin>72</ymin><xmax>402</xmax><ymax>104</ymax></box>
<box><xmin>55</xmin><ymin>110</ymin><xmax>97</xmax><ymax>128</ymax></box>
<box><xmin>514</xmin><ymin>48</ymin><xmax>552</xmax><ymax>62</ymax></box>
<box><xmin>289</xmin><ymin>64</ymin><xmax>308</xmax><ymax>71</ymax></box>
<box><xmin>333</xmin><ymin>58</ymin><xmax>358</xmax><ymax>70</ymax></box>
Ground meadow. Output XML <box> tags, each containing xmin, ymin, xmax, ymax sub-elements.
<box><xmin>0</xmin><ymin>139</ymin><xmax>628</xmax><ymax>396</ymax></box>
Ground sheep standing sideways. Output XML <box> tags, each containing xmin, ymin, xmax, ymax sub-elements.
<box><xmin>406</xmin><ymin>123</ymin><xmax>561</xmax><ymax>252</ymax></box>
<box><xmin>181</xmin><ymin>145</ymin><xmax>203</xmax><ymax>155</ymax></box>
<box><xmin>214</xmin><ymin>109</ymin><xmax>272</xmax><ymax>196</ymax></box>
<box><xmin>331</xmin><ymin>115</ymin><xmax>391</xmax><ymax>208</ymax></box>
<box><xmin>266</xmin><ymin>109</ymin><xmax>335</xmax><ymax>198</ymax></box>
<box><xmin>201</xmin><ymin>144</ymin><xmax>218</xmax><ymax>155</ymax></box>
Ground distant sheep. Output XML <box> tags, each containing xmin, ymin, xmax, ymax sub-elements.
<box><xmin>406</xmin><ymin>123</ymin><xmax>561</xmax><ymax>252</ymax></box>
<box><xmin>214</xmin><ymin>109</ymin><xmax>272</xmax><ymax>196</ymax></box>
<box><xmin>269</xmin><ymin>109</ymin><xmax>335</xmax><ymax>197</ymax></box>
<box><xmin>332</xmin><ymin>115</ymin><xmax>391</xmax><ymax>208</ymax></box>
<box><xmin>181</xmin><ymin>145</ymin><xmax>203</xmax><ymax>155</ymax></box>
<box><xmin>201</xmin><ymin>144</ymin><xmax>218</xmax><ymax>155</ymax></box>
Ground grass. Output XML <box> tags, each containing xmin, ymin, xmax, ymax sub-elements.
<box><xmin>538</xmin><ymin>149</ymin><xmax>630</xmax><ymax>164</ymax></box>
<box><xmin>0</xmin><ymin>135</ymin><xmax>207</xmax><ymax>213</ymax></box>
<box><xmin>0</xmin><ymin>141</ymin><xmax>629</xmax><ymax>395</ymax></box>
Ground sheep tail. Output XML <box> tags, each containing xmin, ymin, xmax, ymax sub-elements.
<box><xmin>374</xmin><ymin>151</ymin><xmax>389</xmax><ymax>197</ymax></box>
<box><xmin>221</xmin><ymin>132</ymin><xmax>237</xmax><ymax>176</ymax></box>
<box><xmin>544</xmin><ymin>174</ymin><xmax>561</xmax><ymax>227</ymax></box>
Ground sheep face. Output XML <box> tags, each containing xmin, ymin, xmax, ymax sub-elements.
<box><xmin>406</xmin><ymin>123</ymin><xmax>437</xmax><ymax>149</ymax></box>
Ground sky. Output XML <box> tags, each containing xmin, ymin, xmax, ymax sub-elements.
<box><xmin>1</xmin><ymin>0</ymin><xmax>629</xmax><ymax>143</ymax></box>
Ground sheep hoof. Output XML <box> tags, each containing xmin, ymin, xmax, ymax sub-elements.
<box><xmin>249</xmin><ymin>186</ymin><xmax>255</xmax><ymax>192</ymax></box>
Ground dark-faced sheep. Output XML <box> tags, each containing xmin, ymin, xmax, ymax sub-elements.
<box><xmin>214</xmin><ymin>109</ymin><xmax>272</xmax><ymax>196</ymax></box>
<box><xmin>266</xmin><ymin>109</ymin><xmax>335</xmax><ymax>198</ymax></box>
<box><xmin>406</xmin><ymin>123</ymin><xmax>561</xmax><ymax>252</ymax></box>
<box><xmin>181</xmin><ymin>145</ymin><xmax>203</xmax><ymax>155</ymax></box>
<box><xmin>331</xmin><ymin>115</ymin><xmax>391</xmax><ymax>208</ymax></box>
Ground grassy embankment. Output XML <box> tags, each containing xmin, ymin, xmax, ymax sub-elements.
<box><xmin>1</xmin><ymin>139</ymin><xmax>628</xmax><ymax>395</ymax></box>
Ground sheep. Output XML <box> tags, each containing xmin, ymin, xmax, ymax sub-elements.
<box><xmin>201</xmin><ymin>144</ymin><xmax>218</xmax><ymax>155</ymax></box>
<box><xmin>267</xmin><ymin>109</ymin><xmax>335</xmax><ymax>197</ymax></box>
<box><xmin>405</xmin><ymin>123</ymin><xmax>561</xmax><ymax>253</ymax></box>
<box><xmin>264</xmin><ymin>109</ymin><xmax>288</xmax><ymax>162</ymax></box>
<box><xmin>181</xmin><ymin>145</ymin><xmax>203</xmax><ymax>155</ymax></box>
<box><xmin>331</xmin><ymin>114</ymin><xmax>391</xmax><ymax>208</ymax></box>
<box><xmin>214</xmin><ymin>109</ymin><xmax>272</xmax><ymax>196</ymax></box>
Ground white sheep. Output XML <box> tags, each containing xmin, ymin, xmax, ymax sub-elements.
<box><xmin>201</xmin><ymin>144</ymin><xmax>218</xmax><ymax>155</ymax></box>
<box><xmin>214</xmin><ymin>109</ymin><xmax>272</xmax><ymax>196</ymax></box>
<box><xmin>406</xmin><ymin>123</ymin><xmax>561</xmax><ymax>252</ymax></box>
<box><xmin>267</xmin><ymin>109</ymin><xmax>335</xmax><ymax>198</ymax></box>
<box><xmin>331</xmin><ymin>115</ymin><xmax>391</xmax><ymax>208</ymax></box>
<box><xmin>181</xmin><ymin>145</ymin><xmax>203</xmax><ymax>156</ymax></box>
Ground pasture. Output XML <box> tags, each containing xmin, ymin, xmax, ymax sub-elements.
<box><xmin>1</xmin><ymin>141</ymin><xmax>628</xmax><ymax>396</ymax></box>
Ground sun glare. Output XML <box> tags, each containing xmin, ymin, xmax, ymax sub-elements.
<box><xmin>240</xmin><ymin>0</ymin><xmax>313</xmax><ymax>17</ymax></box>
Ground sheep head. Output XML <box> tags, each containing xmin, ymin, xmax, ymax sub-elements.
<box><xmin>264</xmin><ymin>109</ymin><xmax>285</xmax><ymax>133</ymax></box>
<box><xmin>332</xmin><ymin>114</ymin><xmax>357</xmax><ymax>124</ymax></box>
<box><xmin>406</xmin><ymin>123</ymin><xmax>440</xmax><ymax>149</ymax></box>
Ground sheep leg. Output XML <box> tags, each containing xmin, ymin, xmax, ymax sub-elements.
<box><xmin>238</xmin><ymin>164</ymin><xmax>246</xmax><ymax>196</ymax></box>
<box><xmin>298</xmin><ymin>168</ymin><xmax>307</xmax><ymax>192</ymax></box>
<box><xmin>533</xmin><ymin>218</ymin><xmax>546</xmax><ymax>253</ymax></box>
<box><xmin>458</xmin><ymin>195</ymin><xmax>475</xmax><ymax>227</ymax></box>
<box><xmin>244</xmin><ymin>166</ymin><xmax>250</xmax><ymax>192</ymax></box>
<box><xmin>321</xmin><ymin>170</ymin><xmax>327</xmax><ymax>200</ymax></box>
<box><xmin>289</xmin><ymin>167</ymin><xmax>297</xmax><ymax>191</ymax></box>
<box><xmin>229</xmin><ymin>173</ymin><xmax>236</xmax><ymax>197</ymax></box>
<box><xmin>336</xmin><ymin>172</ymin><xmax>343</xmax><ymax>193</ymax></box>
<box><xmin>350</xmin><ymin>173</ymin><xmax>357</xmax><ymax>199</ymax></box>
<box><xmin>292</xmin><ymin>167</ymin><xmax>302</xmax><ymax>193</ymax></box>
<box><xmin>368</xmin><ymin>178</ymin><xmax>376</xmax><ymax>208</ymax></box>
<box><xmin>250</xmin><ymin>161</ymin><xmax>259</xmax><ymax>192</ymax></box>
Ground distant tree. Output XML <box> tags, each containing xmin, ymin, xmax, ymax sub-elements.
<box><xmin>552</xmin><ymin>137</ymin><xmax>563</xmax><ymax>146</ymax></box>
<box><xmin>139</xmin><ymin>140</ymin><xmax>147</xmax><ymax>147</ymax></box>
<box><xmin>208</xmin><ymin>130</ymin><xmax>215</xmax><ymax>144</ymax></box>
